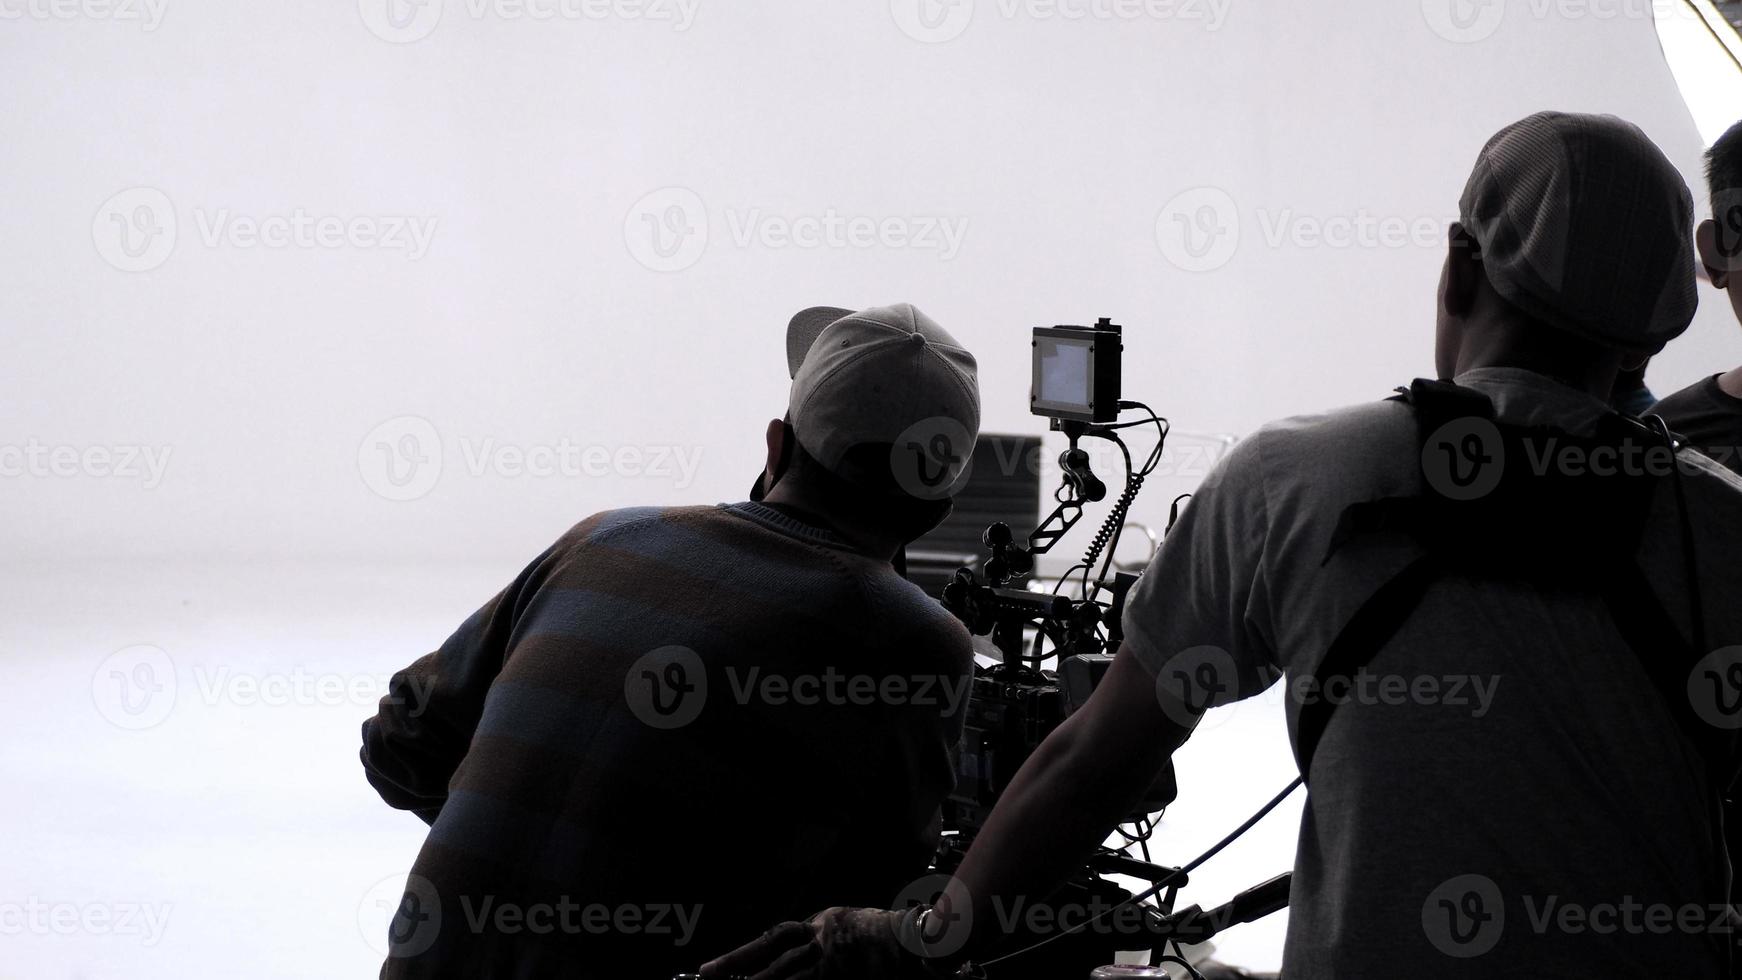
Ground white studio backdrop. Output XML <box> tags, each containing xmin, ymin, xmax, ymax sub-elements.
<box><xmin>2</xmin><ymin>0</ymin><xmax>1737</xmax><ymax>566</ymax></box>
<box><xmin>4</xmin><ymin>3</ymin><xmax>1739</xmax><ymax>978</ymax></box>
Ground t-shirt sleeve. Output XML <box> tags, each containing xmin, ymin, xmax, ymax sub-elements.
<box><xmin>1121</xmin><ymin>430</ymin><xmax>1282</xmax><ymax>711</ymax></box>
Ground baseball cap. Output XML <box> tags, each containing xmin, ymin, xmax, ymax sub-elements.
<box><xmin>784</xmin><ymin>303</ymin><xmax>980</xmax><ymax>500</ymax></box>
<box><xmin>1458</xmin><ymin>111</ymin><xmax>1698</xmax><ymax>353</ymax></box>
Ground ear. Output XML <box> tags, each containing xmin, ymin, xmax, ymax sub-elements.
<box><xmin>1697</xmin><ymin>219</ymin><xmax>1729</xmax><ymax>289</ymax></box>
<box><xmin>1442</xmin><ymin>222</ymin><xmax>1481</xmax><ymax>317</ymax></box>
<box><xmin>762</xmin><ymin>418</ymin><xmax>792</xmax><ymax>490</ymax></box>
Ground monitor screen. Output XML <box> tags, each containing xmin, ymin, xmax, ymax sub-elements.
<box><xmin>1035</xmin><ymin>336</ymin><xmax>1092</xmax><ymax>414</ymax></box>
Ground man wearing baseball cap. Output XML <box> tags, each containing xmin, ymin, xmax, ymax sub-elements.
<box><xmin>360</xmin><ymin>303</ymin><xmax>980</xmax><ymax>978</ymax></box>
<box><xmin>707</xmin><ymin>115</ymin><xmax>1742</xmax><ymax>979</ymax></box>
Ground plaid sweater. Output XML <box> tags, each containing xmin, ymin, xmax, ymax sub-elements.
<box><xmin>360</xmin><ymin>503</ymin><xmax>974</xmax><ymax>979</ymax></box>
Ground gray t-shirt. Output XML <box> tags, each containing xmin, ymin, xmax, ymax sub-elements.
<box><xmin>1122</xmin><ymin>367</ymin><xmax>1742</xmax><ymax>978</ymax></box>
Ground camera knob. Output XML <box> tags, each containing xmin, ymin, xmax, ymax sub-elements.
<box><xmin>983</xmin><ymin>522</ymin><xmax>1013</xmax><ymax>548</ymax></box>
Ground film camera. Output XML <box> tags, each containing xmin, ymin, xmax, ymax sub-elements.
<box><xmin>928</xmin><ymin>320</ymin><xmax>1186</xmax><ymax>974</ymax></box>
<box><xmin>941</xmin><ymin>319</ymin><xmax>1175</xmax><ymax>837</ymax></box>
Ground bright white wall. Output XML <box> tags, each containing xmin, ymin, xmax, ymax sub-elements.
<box><xmin>2</xmin><ymin>0</ymin><xmax>1737</xmax><ymax>564</ymax></box>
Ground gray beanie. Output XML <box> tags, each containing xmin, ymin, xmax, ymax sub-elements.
<box><xmin>1459</xmin><ymin>111</ymin><xmax>1698</xmax><ymax>353</ymax></box>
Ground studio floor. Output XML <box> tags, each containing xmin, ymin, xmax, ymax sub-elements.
<box><xmin>2</xmin><ymin>560</ymin><xmax>1302</xmax><ymax>977</ymax></box>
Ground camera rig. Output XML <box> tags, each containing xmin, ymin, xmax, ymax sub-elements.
<box><xmin>941</xmin><ymin>319</ymin><xmax>1175</xmax><ymax>839</ymax></box>
<box><xmin>928</xmin><ymin>320</ymin><xmax>1204</xmax><ymax>976</ymax></box>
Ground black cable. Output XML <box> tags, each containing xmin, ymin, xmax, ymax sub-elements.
<box><xmin>1053</xmin><ymin>563</ymin><xmax>1089</xmax><ymax>596</ymax></box>
<box><xmin>974</xmin><ymin>776</ymin><xmax>1305</xmax><ymax>968</ymax></box>
<box><xmin>1080</xmin><ymin>435</ymin><xmax>1137</xmax><ymax>600</ymax></box>
<box><xmin>1126</xmin><ymin>402</ymin><xmax>1169</xmax><ymax>475</ymax></box>
<box><xmin>1085</xmin><ymin>403</ymin><xmax>1170</xmax><ymax>599</ymax></box>
<box><xmin>1166</xmin><ymin>493</ymin><xmax>1193</xmax><ymax>536</ymax></box>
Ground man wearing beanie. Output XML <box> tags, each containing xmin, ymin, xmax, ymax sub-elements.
<box><xmin>360</xmin><ymin>303</ymin><xmax>980</xmax><ymax>978</ymax></box>
<box><xmin>707</xmin><ymin>115</ymin><xmax>1742</xmax><ymax>980</ymax></box>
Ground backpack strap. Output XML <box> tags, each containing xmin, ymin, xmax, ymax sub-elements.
<box><xmin>1297</xmin><ymin>380</ymin><xmax>1689</xmax><ymax>778</ymax></box>
<box><xmin>1293</xmin><ymin>550</ymin><xmax>1443</xmax><ymax>778</ymax></box>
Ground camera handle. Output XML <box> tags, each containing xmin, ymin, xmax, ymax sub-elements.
<box><xmin>982</xmin><ymin>421</ymin><xmax>1115</xmax><ymax>589</ymax></box>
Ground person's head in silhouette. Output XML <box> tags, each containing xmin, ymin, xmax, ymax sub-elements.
<box><xmin>1435</xmin><ymin>112</ymin><xmax>1697</xmax><ymax>399</ymax></box>
<box><xmin>754</xmin><ymin>303</ymin><xmax>981</xmax><ymax>560</ymax></box>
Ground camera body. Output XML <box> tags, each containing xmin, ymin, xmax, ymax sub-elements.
<box><xmin>945</xmin><ymin>665</ymin><xmax>1064</xmax><ymax>835</ymax></box>
<box><xmin>945</xmin><ymin>654</ymin><xmax>1177</xmax><ymax>838</ymax></box>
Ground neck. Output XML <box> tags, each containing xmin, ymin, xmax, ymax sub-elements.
<box><xmin>760</xmin><ymin>485</ymin><xmax>901</xmax><ymax>561</ymax></box>
<box><xmin>1454</xmin><ymin>312</ymin><xmax>1622</xmax><ymax>401</ymax></box>
<box><xmin>1721</xmin><ymin>366</ymin><xmax>1742</xmax><ymax>400</ymax></box>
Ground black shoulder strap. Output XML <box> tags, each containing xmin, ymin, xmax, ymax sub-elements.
<box><xmin>1293</xmin><ymin>551</ymin><xmax>1443</xmax><ymax>777</ymax></box>
<box><xmin>1296</xmin><ymin>380</ymin><xmax>1711</xmax><ymax>783</ymax></box>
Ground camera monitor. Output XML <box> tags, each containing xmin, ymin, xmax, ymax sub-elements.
<box><xmin>1031</xmin><ymin>320</ymin><xmax>1122</xmax><ymax>424</ymax></box>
